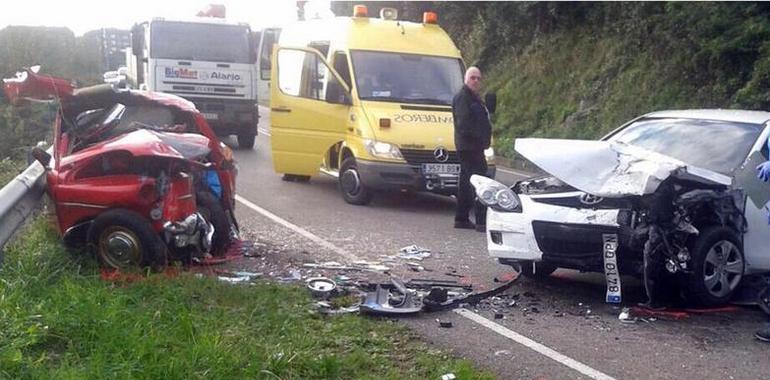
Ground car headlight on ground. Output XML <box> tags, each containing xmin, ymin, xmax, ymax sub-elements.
<box><xmin>363</xmin><ymin>139</ymin><xmax>404</xmax><ymax>160</ymax></box>
<box><xmin>471</xmin><ymin>174</ymin><xmax>521</xmax><ymax>212</ymax></box>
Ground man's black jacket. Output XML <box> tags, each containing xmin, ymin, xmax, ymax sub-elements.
<box><xmin>452</xmin><ymin>85</ymin><xmax>492</xmax><ymax>152</ymax></box>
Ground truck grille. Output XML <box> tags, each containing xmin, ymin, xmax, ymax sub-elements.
<box><xmin>400</xmin><ymin>149</ymin><xmax>460</xmax><ymax>165</ymax></box>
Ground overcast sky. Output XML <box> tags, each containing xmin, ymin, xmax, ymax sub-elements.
<box><xmin>1</xmin><ymin>0</ymin><xmax>334</xmax><ymax>35</ymax></box>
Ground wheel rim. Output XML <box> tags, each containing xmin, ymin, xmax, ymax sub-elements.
<box><xmin>99</xmin><ymin>226</ymin><xmax>143</xmax><ymax>270</ymax></box>
<box><xmin>341</xmin><ymin>168</ymin><xmax>361</xmax><ymax>196</ymax></box>
<box><xmin>703</xmin><ymin>240</ymin><xmax>743</xmax><ymax>298</ymax></box>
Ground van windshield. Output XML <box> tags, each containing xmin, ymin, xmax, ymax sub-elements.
<box><xmin>350</xmin><ymin>51</ymin><xmax>463</xmax><ymax>106</ymax></box>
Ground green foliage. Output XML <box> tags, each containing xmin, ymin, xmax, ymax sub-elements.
<box><xmin>0</xmin><ymin>216</ymin><xmax>495</xmax><ymax>379</ymax></box>
<box><xmin>333</xmin><ymin>2</ymin><xmax>770</xmax><ymax>157</ymax></box>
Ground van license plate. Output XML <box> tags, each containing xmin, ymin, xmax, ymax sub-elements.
<box><xmin>202</xmin><ymin>113</ymin><xmax>218</xmax><ymax>120</ymax></box>
<box><xmin>422</xmin><ymin>163</ymin><xmax>460</xmax><ymax>174</ymax></box>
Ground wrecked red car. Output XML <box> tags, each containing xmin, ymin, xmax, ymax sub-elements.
<box><xmin>3</xmin><ymin>67</ymin><xmax>239</xmax><ymax>270</ymax></box>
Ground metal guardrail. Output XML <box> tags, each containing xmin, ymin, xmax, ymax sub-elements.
<box><xmin>0</xmin><ymin>153</ymin><xmax>48</xmax><ymax>255</ymax></box>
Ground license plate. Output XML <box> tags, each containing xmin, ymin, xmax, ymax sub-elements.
<box><xmin>421</xmin><ymin>163</ymin><xmax>460</xmax><ymax>174</ymax></box>
<box><xmin>202</xmin><ymin>113</ymin><xmax>219</xmax><ymax>120</ymax></box>
<box><xmin>602</xmin><ymin>233</ymin><xmax>622</xmax><ymax>303</ymax></box>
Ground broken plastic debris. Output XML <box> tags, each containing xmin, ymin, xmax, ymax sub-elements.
<box><xmin>494</xmin><ymin>350</ymin><xmax>512</xmax><ymax>356</ymax></box>
<box><xmin>217</xmin><ymin>276</ymin><xmax>253</xmax><ymax>284</ymax></box>
<box><xmin>618</xmin><ymin>307</ymin><xmax>636</xmax><ymax>323</ymax></box>
<box><xmin>360</xmin><ymin>285</ymin><xmax>423</xmax><ymax>316</ymax></box>
<box><xmin>277</xmin><ymin>269</ymin><xmax>302</xmax><ymax>283</ymax></box>
<box><xmin>440</xmin><ymin>374</ymin><xmax>456</xmax><ymax>380</ymax></box>
<box><xmin>397</xmin><ymin>245</ymin><xmax>432</xmax><ymax>260</ymax></box>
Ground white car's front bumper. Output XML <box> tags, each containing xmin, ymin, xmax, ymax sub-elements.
<box><xmin>486</xmin><ymin>191</ymin><xmax>621</xmax><ymax>262</ymax></box>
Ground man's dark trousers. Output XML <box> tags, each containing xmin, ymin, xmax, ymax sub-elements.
<box><xmin>455</xmin><ymin>150</ymin><xmax>487</xmax><ymax>225</ymax></box>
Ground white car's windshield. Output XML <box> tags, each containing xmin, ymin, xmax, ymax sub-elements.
<box><xmin>608</xmin><ymin>117</ymin><xmax>763</xmax><ymax>175</ymax></box>
<box><xmin>350</xmin><ymin>50</ymin><xmax>463</xmax><ymax>106</ymax></box>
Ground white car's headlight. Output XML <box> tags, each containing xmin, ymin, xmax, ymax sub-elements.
<box><xmin>471</xmin><ymin>174</ymin><xmax>521</xmax><ymax>212</ymax></box>
<box><xmin>364</xmin><ymin>139</ymin><xmax>403</xmax><ymax>160</ymax></box>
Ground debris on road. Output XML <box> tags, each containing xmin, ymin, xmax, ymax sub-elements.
<box><xmin>618</xmin><ymin>307</ymin><xmax>637</xmax><ymax>323</ymax></box>
<box><xmin>438</xmin><ymin>320</ymin><xmax>454</xmax><ymax>328</ymax></box>
<box><xmin>397</xmin><ymin>245</ymin><xmax>432</xmax><ymax>260</ymax></box>
<box><xmin>360</xmin><ymin>284</ymin><xmax>423</xmax><ymax>315</ymax></box>
<box><xmin>306</xmin><ymin>277</ymin><xmax>337</xmax><ymax>299</ymax></box>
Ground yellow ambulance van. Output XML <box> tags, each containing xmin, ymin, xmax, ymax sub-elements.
<box><xmin>270</xmin><ymin>5</ymin><xmax>496</xmax><ymax>205</ymax></box>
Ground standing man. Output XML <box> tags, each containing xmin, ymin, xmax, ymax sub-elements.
<box><xmin>452</xmin><ymin>66</ymin><xmax>492</xmax><ymax>231</ymax></box>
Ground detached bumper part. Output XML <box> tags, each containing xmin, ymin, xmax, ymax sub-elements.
<box><xmin>163</xmin><ymin>212</ymin><xmax>213</xmax><ymax>251</ymax></box>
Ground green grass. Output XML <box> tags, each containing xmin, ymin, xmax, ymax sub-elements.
<box><xmin>0</xmin><ymin>216</ymin><xmax>495</xmax><ymax>379</ymax></box>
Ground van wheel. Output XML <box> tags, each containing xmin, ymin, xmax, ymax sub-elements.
<box><xmin>680</xmin><ymin>226</ymin><xmax>744</xmax><ymax>307</ymax></box>
<box><xmin>237</xmin><ymin>131</ymin><xmax>256</xmax><ymax>149</ymax></box>
<box><xmin>520</xmin><ymin>261</ymin><xmax>557</xmax><ymax>278</ymax></box>
<box><xmin>197</xmin><ymin>191</ymin><xmax>233</xmax><ymax>257</ymax></box>
<box><xmin>282</xmin><ymin>174</ymin><xmax>311</xmax><ymax>182</ymax></box>
<box><xmin>339</xmin><ymin>157</ymin><xmax>373</xmax><ymax>205</ymax></box>
<box><xmin>88</xmin><ymin>209</ymin><xmax>168</xmax><ymax>271</ymax></box>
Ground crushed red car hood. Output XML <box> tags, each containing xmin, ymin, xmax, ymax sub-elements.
<box><xmin>61</xmin><ymin>129</ymin><xmax>211</xmax><ymax>166</ymax></box>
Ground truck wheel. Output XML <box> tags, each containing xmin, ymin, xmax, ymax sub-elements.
<box><xmin>282</xmin><ymin>174</ymin><xmax>311</xmax><ymax>182</ymax></box>
<box><xmin>197</xmin><ymin>191</ymin><xmax>233</xmax><ymax>257</ymax></box>
<box><xmin>88</xmin><ymin>209</ymin><xmax>168</xmax><ymax>271</ymax></box>
<box><xmin>520</xmin><ymin>261</ymin><xmax>557</xmax><ymax>278</ymax></box>
<box><xmin>237</xmin><ymin>132</ymin><xmax>256</xmax><ymax>149</ymax></box>
<box><xmin>680</xmin><ymin>226</ymin><xmax>744</xmax><ymax>307</ymax></box>
<box><xmin>339</xmin><ymin>157</ymin><xmax>373</xmax><ymax>205</ymax></box>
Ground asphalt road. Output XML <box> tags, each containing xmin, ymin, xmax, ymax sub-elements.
<box><xmin>224</xmin><ymin>106</ymin><xmax>769</xmax><ymax>380</ymax></box>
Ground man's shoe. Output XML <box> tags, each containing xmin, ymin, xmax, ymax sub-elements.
<box><xmin>475</xmin><ymin>224</ymin><xmax>486</xmax><ymax>232</ymax></box>
<box><xmin>755</xmin><ymin>327</ymin><xmax>770</xmax><ymax>342</ymax></box>
<box><xmin>454</xmin><ymin>220</ymin><xmax>475</xmax><ymax>229</ymax></box>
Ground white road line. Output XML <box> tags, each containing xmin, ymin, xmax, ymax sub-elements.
<box><xmin>235</xmin><ymin>192</ymin><xmax>613</xmax><ymax>380</ymax></box>
<box><xmin>454</xmin><ymin>309</ymin><xmax>616</xmax><ymax>380</ymax></box>
<box><xmin>235</xmin><ymin>194</ymin><xmax>358</xmax><ymax>262</ymax></box>
<box><xmin>497</xmin><ymin>167</ymin><xmax>533</xmax><ymax>177</ymax></box>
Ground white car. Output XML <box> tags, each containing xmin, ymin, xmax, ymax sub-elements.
<box><xmin>473</xmin><ymin>110</ymin><xmax>770</xmax><ymax>307</ymax></box>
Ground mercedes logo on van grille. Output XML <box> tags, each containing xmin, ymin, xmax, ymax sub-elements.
<box><xmin>579</xmin><ymin>193</ymin><xmax>604</xmax><ymax>206</ymax></box>
<box><xmin>433</xmin><ymin>147</ymin><xmax>449</xmax><ymax>162</ymax></box>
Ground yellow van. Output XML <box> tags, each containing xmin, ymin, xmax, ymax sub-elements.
<box><xmin>270</xmin><ymin>5</ymin><xmax>496</xmax><ymax>205</ymax></box>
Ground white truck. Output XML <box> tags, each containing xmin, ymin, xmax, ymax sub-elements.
<box><xmin>126</xmin><ymin>17</ymin><xmax>259</xmax><ymax>149</ymax></box>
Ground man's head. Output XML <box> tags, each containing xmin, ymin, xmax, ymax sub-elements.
<box><xmin>464</xmin><ymin>66</ymin><xmax>482</xmax><ymax>94</ymax></box>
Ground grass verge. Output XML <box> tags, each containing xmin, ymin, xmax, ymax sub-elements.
<box><xmin>0</xmin><ymin>215</ymin><xmax>495</xmax><ymax>379</ymax></box>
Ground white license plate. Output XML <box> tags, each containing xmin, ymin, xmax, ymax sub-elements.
<box><xmin>602</xmin><ymin>233</ymin><xmax>622</xmax><ymax>303</ymax></box>
<box><xmin>421</xmin><ymin>163</ymin><xmax>460</xmax><ymax>174</ymax></box>
<box><xmin>202</xmin><ymin>113</ymin><xmax>219</xmax><ymax>120</ymax></box>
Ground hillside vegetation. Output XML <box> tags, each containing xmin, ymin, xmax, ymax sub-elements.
<box><xmin>334</xmin><ymin>2</ymin><xmax>770</xmax><ymax>157</ymax></box>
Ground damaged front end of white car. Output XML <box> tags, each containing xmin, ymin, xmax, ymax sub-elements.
<box><xmin>475</xmin><ymin>137</ymin><xmax>751</xmax><ymax>308</ymax></box>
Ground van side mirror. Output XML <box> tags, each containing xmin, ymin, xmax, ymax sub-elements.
<box><xmin>326</xmin><ymin>80</ymin><xmax>352</xmax><ymax>105</ymax></box>
<box><xmin>131</xmin><ymin>24</ymin><xmax>144</xmax><ymax>57</ymax></box>
<box><xmin>485</xmin><ymin>92</ymin><xmax>497</xmax><ymax>114</ymax></box>
<box><xmin>31</xmin><ymin>146</ymin><xmax>51</xmax><ymax>169</ymax></box>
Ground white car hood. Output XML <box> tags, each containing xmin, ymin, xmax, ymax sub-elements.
<box><xmin>515</xmin><ymin>138</ymin><xmax>732</xmax><ymax>198</ymax></box>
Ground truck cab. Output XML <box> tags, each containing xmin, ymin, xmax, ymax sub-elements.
<box><xmin>128</xmin><ymin>17</ymin><xmax>260</xmax><ymax>149</ymax></box>
<box><xmin>270</xmin><ymin>6</ymin><xmax>496</xmax><ymax>205</ymax></box>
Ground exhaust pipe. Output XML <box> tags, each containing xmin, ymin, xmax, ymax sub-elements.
<box><xmin>425</xmin><ymin>180</ymin><xmax>435</xmax><ymax>190</ymax></box>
